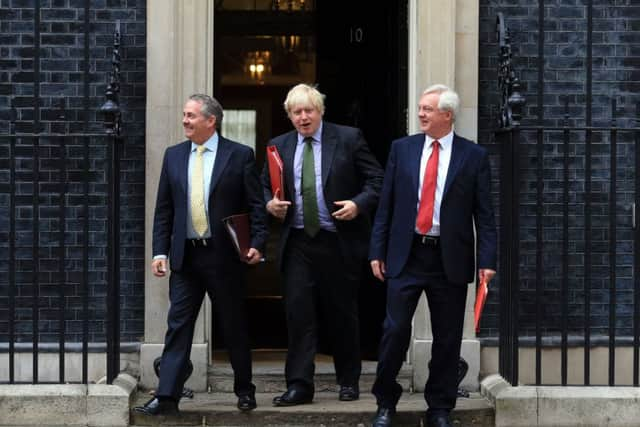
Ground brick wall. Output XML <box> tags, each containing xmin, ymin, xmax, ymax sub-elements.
<box><xmin>479</xmin><ymin>0</ymin><xmax>640</xmax><ymax>339</ymax></box>
<box><xmin>2</xmin><ymin>0</ymin><xmax>638</xmax><ymax>348</ymax></box>
<box><xmin>0</xmin><ymin>0</ymin><xmax>146</xmax><ymax>344</ymax></box>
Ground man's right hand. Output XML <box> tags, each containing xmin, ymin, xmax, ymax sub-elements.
<box><xmin>266</xmin><ymin>189</ymin><xmax>291</xmax><ymax>220</ymax></box>
<box><xmin>152</xmin><ymin>258</ymin><xmax>167</xmax><ymax>277</ymax></box>
<box><xmin>370</xmin><ymin>259</ymin><xmax>386</xmax><ymax>282</ymax></box>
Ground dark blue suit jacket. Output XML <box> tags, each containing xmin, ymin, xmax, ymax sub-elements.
<box><xmin>262</xmin><ymin>121</ymin><xmax>383</xmax><ymax>270</ymax></box>
<box><xmin>153</xmin><ymin>136</ymin><xmax>267</xmax><ymax>272</ymax></box>
<box><xmin>369</xmin><ymin>133</ymin><xmax>497</xmax><ymax>285</ymax></box>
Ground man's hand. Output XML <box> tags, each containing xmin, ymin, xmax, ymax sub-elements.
<box><xmin>370</xmin><ymin>259</ymin><xmax>386</xmax><ymax>282</ymax></box>
<box><xmin>152</xmin><ymin>258</ymin><xmax>167</xmax><ymax>277</ymax></box>
<box><xmin>266</xmin><ymin>189</ymin><xmax>291</xmax><ymax>220</ymax></box>
<box><xmin>245</xmin><ymin>248</ymin><xmax>263</xmax><ymax>265</ymax></box>
<box><xmin>332</xmin><ymin>200</ymin><xmax>359</xmax><ymax>221</ymax></box>
<box><xmin>478</xmin><ymin>268</ymin><xmax>496</xmax><ymax>284</ymax></box>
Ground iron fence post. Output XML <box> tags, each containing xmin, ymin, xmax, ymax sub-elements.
<box><xmin>100</xmin><ymin>21</ymin><xmax>122</xmax><ymax>384</ymax></box>
<box><xmin>496</xmin><ymin>13</ymin><xmax>526</xmax><ymax>385</ymax></box>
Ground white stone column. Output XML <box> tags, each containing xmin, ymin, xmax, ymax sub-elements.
<box><xmin>408</xmin><ymin>0</ymin><xmax>481</xmax><ymax>392</ymax></box>
<box><xmin>141</xmin><ymin>0</ymin><xmax>215</xmax><ymax>392</ymax></box>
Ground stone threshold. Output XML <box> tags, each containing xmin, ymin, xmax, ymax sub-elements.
<box><xmin>208</xmin><ymin>353</ymin><xmax>412</xmax><ymax>394</ymax></box>
<box><xmin>131</xmin><ymin>390</ymin><xmax>494</xmax><ymax>426</ymax></box>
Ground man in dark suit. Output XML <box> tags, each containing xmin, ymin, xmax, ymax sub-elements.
<box><xmin>134</xmin><ymin>94</ymin><xmax>267</xmax><ymax>416</ymax></box>
<box><xmin>263</xmin><ymin>83</ymin><xmax>383</xmax><ymax>406</ymax></box>
<box><xmin>369</xmin><ymin>85</ymin><xmax>497</xmax><ymax>427</ymax></box>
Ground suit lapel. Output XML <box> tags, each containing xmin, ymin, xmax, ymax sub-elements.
<box><xmin>209</xmin><ymin>137</ymin><xmax>232</xmax><ymax>195</ymax></box>
<box><xmin>179</xmin><ymin>141</ymin><xmax>191</xmax><ymax>195</ymax></box>
<box><xmin>280</xmin><ymin>133</ymin><xmax>297</xmax><ymax>201</ymax></box>
<box><xmin>408</xmin><ymin>134</ymin><xmax>424</xmax><ymax>203</ymax></box>
<box><xmin>320</xmin><ymin>123</ymin><xmax>337</xmax><ymax>187</ymax></box>
<box><xmin>442</xmin><ymin>134</ymin><xmax>468</xmax><ymax>200</ymax></box>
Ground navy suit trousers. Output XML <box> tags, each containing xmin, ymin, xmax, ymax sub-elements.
<box><xmin>372</xmin><ymin>235</ymin><xmax>467</xmax><ymax>411</ymax></box>
<box><xmin>155</xmin><ymin>242</ymin><xmax>254</xmax><ymax>399</ymax></box>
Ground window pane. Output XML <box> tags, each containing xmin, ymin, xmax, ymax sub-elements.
<box><xmin>222</xmin><ymin>109</ymin><xmax>257</xmax><ymax>150</ymax></box>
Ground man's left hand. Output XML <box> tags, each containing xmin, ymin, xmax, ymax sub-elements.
<box><xmin>245</xmin><ymin>248</ymin><xmax>263</xmax><ymax>265</ymax></box>
<box><xmin>332</xmin><ymin>200</ymin><xmax>358</xmax><ymax>221</ymax></box>
<box><xmin>478</xmin><ymin>268</ymin><xmax>496</xmax><ymax>284</ymax></box>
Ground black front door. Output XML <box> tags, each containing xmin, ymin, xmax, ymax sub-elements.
<box><xmin>315</xmin><ymin>0</ymin><xmax>407</xmax><ymax>359</ymax></box>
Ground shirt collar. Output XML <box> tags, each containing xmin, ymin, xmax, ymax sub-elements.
<box><xmin>297</xmin><ymin>122</ymin><xmax>323</xmax><ymax>145</ymax></box>
<box><xmin>191</xmin><ymin>132</ymin><xmax>218</xmax><ymax>152</ymax></box>
<box><xmin>425</xmin><ymin>130</ymin><xmax>453</xmax><ymax>150</ymax></box>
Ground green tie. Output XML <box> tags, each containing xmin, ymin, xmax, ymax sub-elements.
<box><xmin>191</xmin><ymin>144</ymin><xmax>209</xmax><ymax>237</ymax></box>
<box><xmin>302</xmin><ymin>137</ymin><xmax>320</xmax><ymax>237</ymax></box>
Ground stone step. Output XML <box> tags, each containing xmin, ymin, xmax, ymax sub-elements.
<box><xmin>208</xmin><ymin>356</ymin><xmax>412</xmax><ymax>393</ymax></box>
<box><xmin>131</xmin><ymin>391</ymin><xmax>494</xmax><ymax>426</ymax></box>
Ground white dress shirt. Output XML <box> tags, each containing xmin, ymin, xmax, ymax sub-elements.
<box><xmin>415</xmin><ymin>130</ymin><xmax>454</xmax><ymax>236</ymax></box>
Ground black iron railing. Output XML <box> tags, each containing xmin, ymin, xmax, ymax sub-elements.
<box><xmin>496</xmin><ymin>9</ymin><xmax>640</xmax><ymax>387</ymax></box>
<box><xmin>1</xmin><ymin>17</ymin><xmax>123</xmax><ymax>385</ymax></box>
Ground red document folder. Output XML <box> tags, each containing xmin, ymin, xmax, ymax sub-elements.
<box><xmin>267</xmin><ymin>146</ymin><xmax>285</xmax><ymax>200</ymax></box>
<box><xmin>474</xmin><ymin>277</ymin><xmax>489</xmax><ymax>333</ymax></box>
<box><xmin>222</xmin><ymin>213</ymin><xmax>250</xmax><ymax>260</ymax></box>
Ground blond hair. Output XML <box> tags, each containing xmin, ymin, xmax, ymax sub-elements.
<box><xmin>283</xmin><ymin>83</ymin><xmax>326</xmax><ymax>115</ymax></box>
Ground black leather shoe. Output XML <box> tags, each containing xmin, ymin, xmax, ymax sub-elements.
<box><xmin>339</xmin><ymin>385</ymin><xmax>360</xmax><ymax>401</ymax></box>
<box><xmin>426</xmin><ymin>414</ymin><xmax>452</xmax><ymax>427</ymax></box>
<box><xmin>371</xmin><ymin>407</ymin><xmax>394</xmax><ymax>427</ymax></box>
<box><xmin>237</xmin><ymin>394</ymin><xmax>257</xmax><ymax>411</ymax></box>
<box><xmin>133</xmin><ymin>397</ymin><xmax>179</xmax><ymax>416</ymax></box>
<box><xmin>272</xmin><ymin>388</ymin><xmax>313</xmax><ymax>406</ymax></box>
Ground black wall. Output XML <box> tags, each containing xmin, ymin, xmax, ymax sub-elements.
<box><xmin>478</xmin><ymin>0</ymin><xmax>640</xmax><ymax>339</ymax></box>
<box><xmin>0</xmin><ymin>0</ymin><xmax>146</xmax><ymax>344</ymax></box>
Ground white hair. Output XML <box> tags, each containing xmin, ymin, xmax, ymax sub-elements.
<box><xmin>423</xmin><ymin>84</ymin><xmax>460</xmax><ymax>121</ymax></box>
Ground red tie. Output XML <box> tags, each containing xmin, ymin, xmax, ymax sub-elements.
<box><xmin>416</xmin><ymin>140</ymin><xmax>439</xmax><ymax>234</ymax></box>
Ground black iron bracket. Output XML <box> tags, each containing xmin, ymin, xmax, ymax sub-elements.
<box><xmin>100</xmin><ymin>21</ymin><xmax>122</xmax><ymax>136</ymax></box>
<box><xmin>496</xmin><ymin>13</ymin><xmax>526</xmax><ymax>128</ymax></box>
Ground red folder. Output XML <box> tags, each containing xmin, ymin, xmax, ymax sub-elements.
<box><xmin>222</xmin><ymin>213</ymin><xmax>250</xmax><ymax>260</ymax></box>
<box><xmin>474</xmin><ymin>277</ymin><xmax>489</xmax><ymax>333</ymax></box>
<box><xmin>267</xmin><ymin>146</ymin><xmax>285</xmax><ymax>200</ymax></box>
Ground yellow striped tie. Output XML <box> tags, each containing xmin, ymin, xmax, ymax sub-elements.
<box><xmin>191</xmin><ymin>144</ymin><xmax>209</xmax><ymax>237</ymax></box>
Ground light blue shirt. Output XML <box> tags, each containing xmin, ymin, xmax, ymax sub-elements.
<box><xmin>187</xmin><ymin>133</ymin><xmax>218</xmax><ymax>239</ymax></box>
<box><xmin>292</xmin><ymin>122</ymin><xmax>336</xmax><ymax>232</ymax></box>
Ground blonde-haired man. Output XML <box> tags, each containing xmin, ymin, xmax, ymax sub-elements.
<box><xmin>263</xmin><ymin>83</ymin><xmax>384</xmax><ymax>406</ymax></box>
